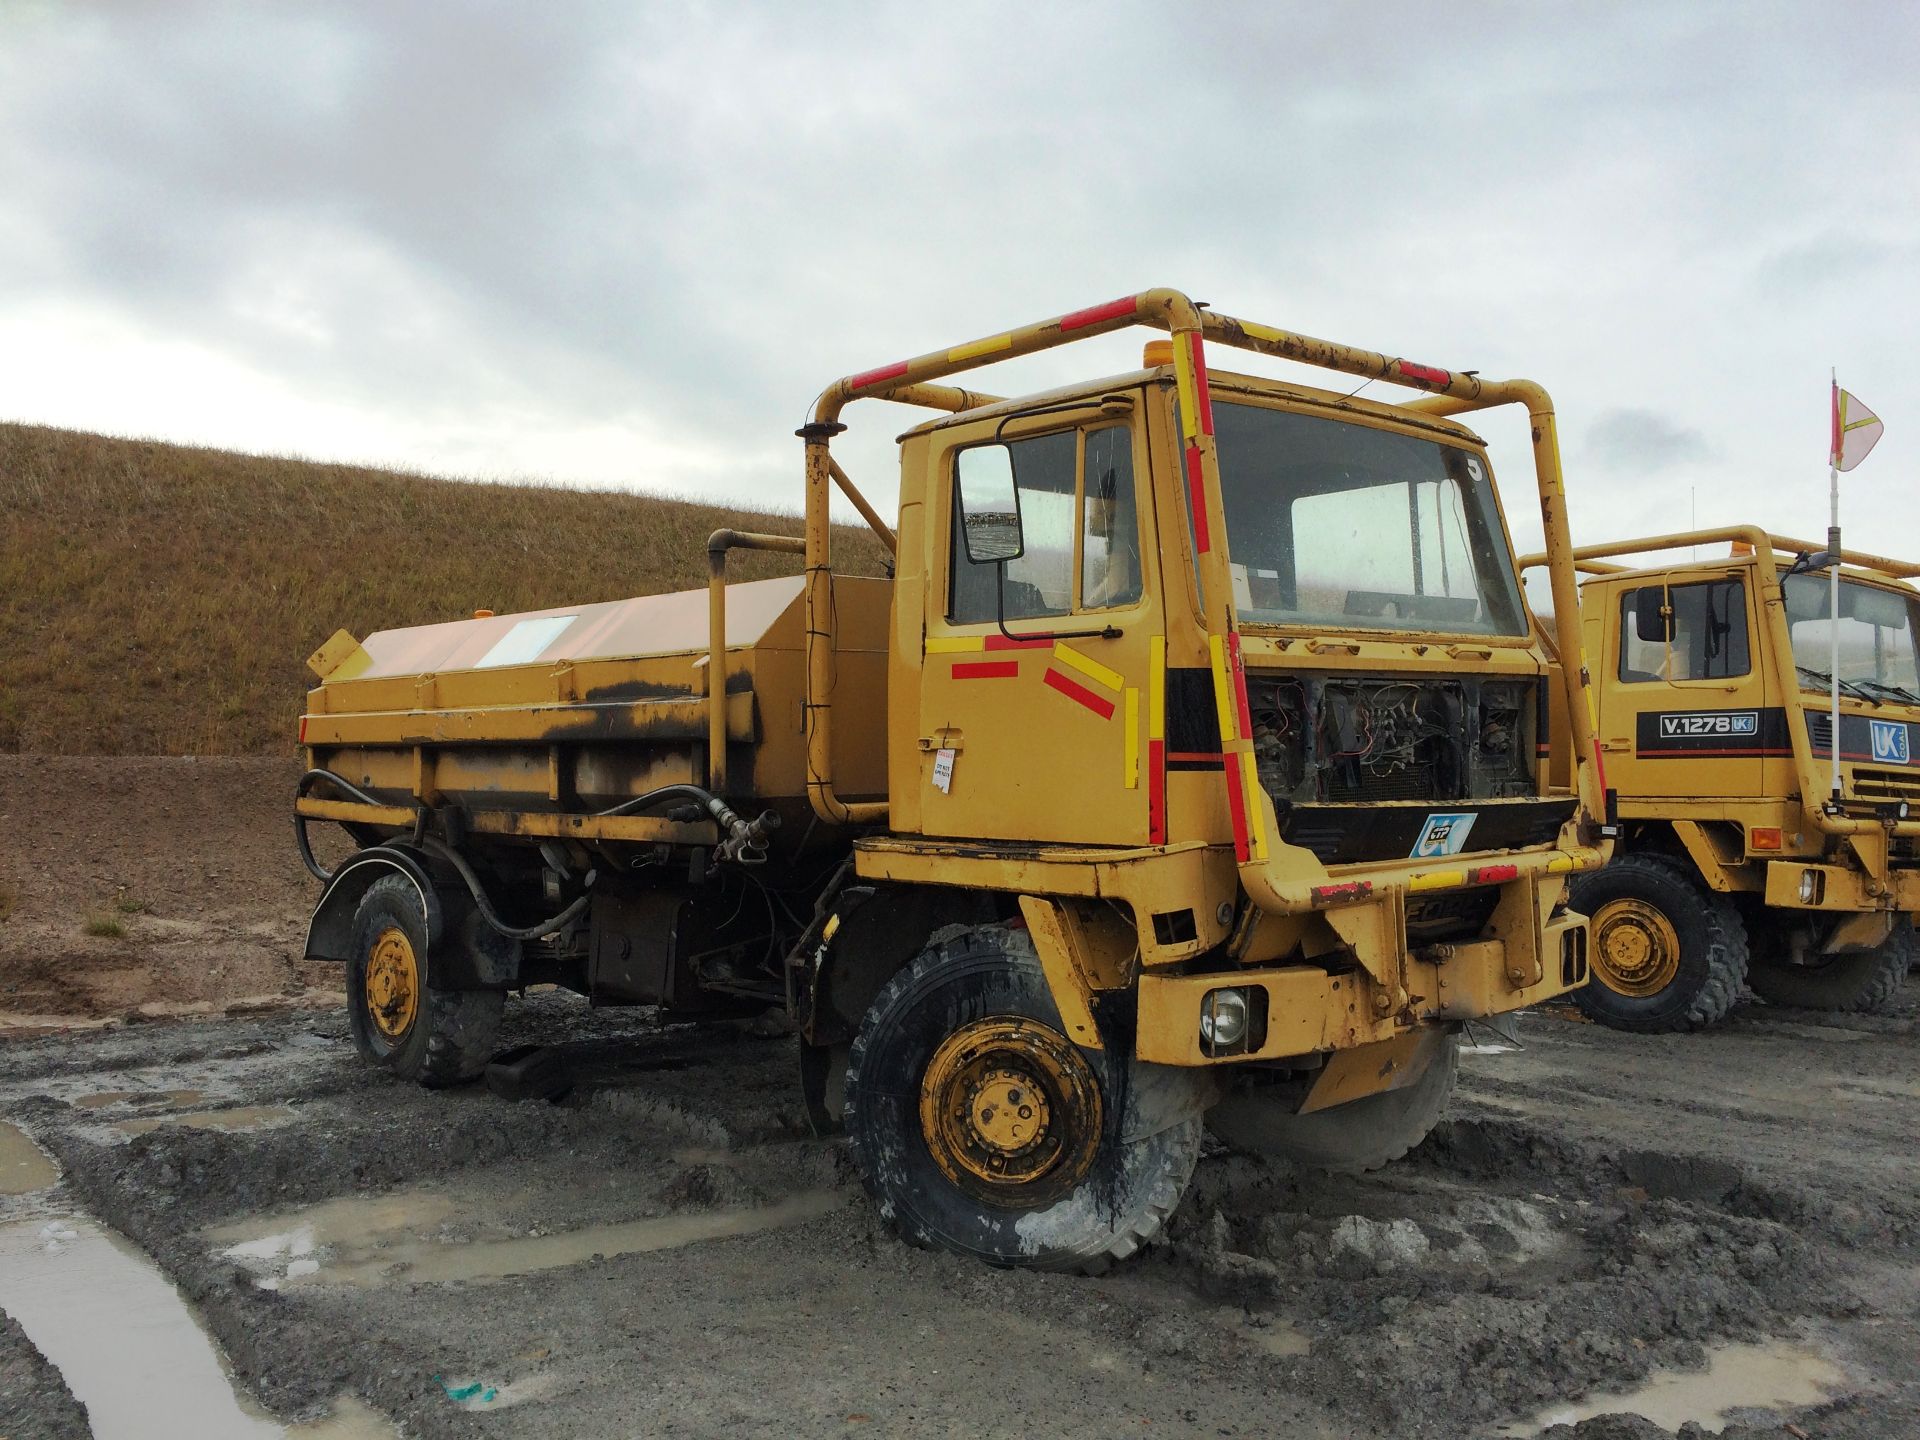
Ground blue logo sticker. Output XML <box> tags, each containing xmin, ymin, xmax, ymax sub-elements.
<box><xmin>1870</xmin><ymin>719</ymin><xmax>1910</xmax><ymax>764</ymax></box>
<box><xmin>1412</xmin><ymin>812</ymin><xmax>1478</xmax><ymax>859</ymax></box>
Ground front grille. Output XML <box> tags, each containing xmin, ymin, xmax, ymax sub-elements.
<box><xmin>1323</xmin><ymin>769</ymin><xmax>1445</xmax><ymax>803</ymax></box>
<box><xmin>1853</xmin><ymin>767</ymin><xmax>1920</xmax><ymax>801</ymax></box>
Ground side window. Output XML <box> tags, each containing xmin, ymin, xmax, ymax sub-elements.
<box><xmin>1619</xmin><ymin>579</ymin><xmax>1750</xmax><ymax>682</ymax></box>
<box><xmin>1081</xmin><ymin>425</ymin><xmax>1140</xmax><ymax>610</ymax></box>
<box><xmin>948</xmin><ymin>425</ymin><xmax>1141</xmax><ymax>624</ymax></box>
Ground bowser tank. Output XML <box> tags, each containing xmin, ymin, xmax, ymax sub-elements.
<box><xmin>300</xmin><ymin>572</ymin><xmax>891</xmax><ymax>832</ymax></box>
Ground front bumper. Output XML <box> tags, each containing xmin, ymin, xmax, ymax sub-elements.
<box><xmin>1135</xmin><ymin>900</ymin><xmax>1586</xmax><ymax>1066</ymax></box>
<box><xmin>1763</xmin><ymin>859</ymin><xmax>1920</xmax><ymax>914</ymax></box>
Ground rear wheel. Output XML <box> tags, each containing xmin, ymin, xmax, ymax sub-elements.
<box><xmin>1570</xmin><ymin>853</ymin><xmax>1747</xmax><ymax>1031</ymax></box>
<box><xmin>347</xmin><ymin>875</ymin><xmax>503</xmax><ymax>1087</ymax></box>
<box><xmin>1748</xmin><ymin>917</ymin><xmax>1913</xmax><ymax>1013</ymax></box>
<box><xmin>1207</xmin><ymin>1032</ymin><xmax>1459</xmax><ymax>1172</ymax></box>
<box><xmin>842</xmin><ymin>927</ymin><xmax>1201</xmax><ymax>1274</ymax></box>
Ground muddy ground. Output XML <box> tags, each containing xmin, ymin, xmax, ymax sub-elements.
<box><xmin>1</xmin><ymin>757</ymin><xmax>1918</xmax><ymax>1438</ymax></box>
<box><xmin>0</xmin><ymin>756</ymin><xmax>338</xmax><ymax>1030</ymax></box>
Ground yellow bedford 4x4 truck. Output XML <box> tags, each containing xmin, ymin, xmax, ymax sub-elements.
<box><xmin>1523</xmin><ymin>529</ymin><xmax>1919</xmax><ymax>1031</ymax></box>
<box><xmin>295</xmin><ymin>290</ymin><xmax>1605</xmax><ymax>1272</ymax></box>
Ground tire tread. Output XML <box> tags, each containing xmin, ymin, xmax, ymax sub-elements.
<box><xmin>843</xmin><ymin>929</ymin><xmax>1200</xmax><ymax>1275</ymax></box>
<box><xmin>1571</xmin><ymin>852</ymin><xmax>1747</xmax><ymax>1032</ymax></box>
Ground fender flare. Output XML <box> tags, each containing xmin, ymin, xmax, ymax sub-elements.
<box><xmin>304</xmin><ymin>844</ymin><xmax>522</xmax><ymax>990</ymax></box>
<box><xmin>303</xmin><ymin>845</ymin><xmax>446</xmax><ymax>966</ymax></box>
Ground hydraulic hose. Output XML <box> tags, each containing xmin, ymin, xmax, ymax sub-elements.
<box><xmin>293</xmin><ymin>768</ymin><xmax>399</xmax><ymax>883</ymax></box>
<box><xmin>420</xmin><ymin>837</ymin><xmax>595</xmax><ymax>941</ymax></box>
<box><xmin>296</xmin><ymin>768</ymin><xmax>774</xmax><ymax>933</ymax></box>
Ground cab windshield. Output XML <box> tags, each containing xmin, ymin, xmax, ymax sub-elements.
<box><xmin>1782</xmin><ymin>572</ymin><xmax>1920</xmax><ymax>698</ymax></box>
<box><xmin>1210</xmin><ymin>400</ymin><xmax>1527</xmax><ymax>636</ymax></box>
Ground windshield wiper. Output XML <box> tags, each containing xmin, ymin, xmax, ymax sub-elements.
<box><xmin>1852</xmin><ymin>677</ymin><xmax>1920</xmax><ymax>706</ymax></box>
<box><xmin>1798</xmin><ymin>665</ymin><xmax>1882</xmax><ymax>705</ymax></box>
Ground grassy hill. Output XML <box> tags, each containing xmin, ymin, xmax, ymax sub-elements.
<box><xmin>0</xmin><ymin>424</ymin><xmax>886</xmax><ymax>755</ymax></box>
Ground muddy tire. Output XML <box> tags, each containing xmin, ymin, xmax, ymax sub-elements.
<box><xmin>1748</xmin><ymin>917</ymin><xmax>1913</xmax><ymax>1013</ymax></box>
<box><xmin>347</xmin><ymin>875</ymin><xmax>503</xmax><ymax>1087</ymax></box>
<box><xmin>1569</xmin><ymin>853</ymin><xmax>1747</xmax><ymax>1032</ymax></box>
<box><xmin>1206</xmin><ymin>1032</ymin><xmax>1459</xmax><ymax>1172</ymax></box>
<box><xmin>842</xmin><ymin>927</ymin><xmax>1200</xmax><ymax>1274</ymax></box>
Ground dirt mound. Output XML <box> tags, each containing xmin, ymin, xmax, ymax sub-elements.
<box><xmin>0</xmin><ymin>755</ymin><xmax>338</xmax><ymax>1029</ymax></box>
<box><xmin>0</xmin><ymin>421</ymin><xmax>884</xmax><ymax>755</ymax></box>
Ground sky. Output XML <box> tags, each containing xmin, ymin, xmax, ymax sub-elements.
<box><xmin>1</xmin><ymin>0</ymin><xmax>1916</xmax><ymax>571</ymax></box>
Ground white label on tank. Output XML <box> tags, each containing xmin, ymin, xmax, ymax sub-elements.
<box><xmin>932</xmin><ymin>747</ymin><xmax>955</xmax><ymax>793</ymax></box>
<box><xmin>474</xmin><ymin>615</ymin><xmax>577</xmax><ymax>669</ymax></box>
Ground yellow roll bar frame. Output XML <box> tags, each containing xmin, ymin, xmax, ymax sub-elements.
<box><xmin>799</xmin><ymin>289</ymin><xmax>1603</xmax><ymax>908</ymax></box>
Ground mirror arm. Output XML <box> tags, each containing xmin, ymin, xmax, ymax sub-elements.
<box><xmin>992</xmin><ymin>560</ymin><xmax>1122</xmax><ymax>645</ymax></box>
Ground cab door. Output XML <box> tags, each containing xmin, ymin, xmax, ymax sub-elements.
<box><xmin>1600</xmin><ymin>569</ymin><xmax>1767</xmax><ymax>801</ymax></box>
<box><xmin>917</xmin><ymin>403</ymin><xmax>1163</xmax><ymax>845</ymax></box>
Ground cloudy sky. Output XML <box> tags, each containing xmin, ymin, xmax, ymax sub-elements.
<box><xmin>1</xmin><ymin>1</ymin><xmax>1915</xmax><ymax>565</ymax></box>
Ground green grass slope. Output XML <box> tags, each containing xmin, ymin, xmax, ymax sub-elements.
<box><xmin>0</xmin><ymin>424</ymin><xmax>883</xmax><ymax>754</ymax></box>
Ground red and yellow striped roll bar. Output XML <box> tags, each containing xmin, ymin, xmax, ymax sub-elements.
<box><xmin>795</xmin><ymin>289</ymin><xmax>1601</xmax><ymax>906</ymax></box>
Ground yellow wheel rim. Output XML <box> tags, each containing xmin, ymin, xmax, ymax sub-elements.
<box><xmin>918</xmin><ymin>1017</ymin><xmax>1102</xmax><ymax>1205</ymax></box>
<box><xmin>1590</xmin><ymin>898</ymin><xmax>1683</xmax><ymax>997</ymax></box>
<box><xmin>365</xmin><ymin>927</ymin><xmax>420</xmax><ymax>1040</ymax></box>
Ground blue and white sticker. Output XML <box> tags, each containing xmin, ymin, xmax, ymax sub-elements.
<box><xmin>1412</xmin><ymin>812</ymin><xmax>1478</xmax><ymax>859</ymax></box>
<box><xmin>1870</xmin><ymin>718</ymin><xmax>1911</xmax><ymax>764</ymax></box>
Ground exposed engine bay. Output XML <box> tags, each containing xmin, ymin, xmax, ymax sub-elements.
<box><xmin>1250</xmin><ymin>673</ymin><xmax>1538</xmax><ymax>806</ymax></box>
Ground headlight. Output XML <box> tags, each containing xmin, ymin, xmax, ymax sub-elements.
<box><xmin>1798</xmin><ymin>870</ymin><xmax>1821</xmax><ymax>904</ymax></box>
<box><xmin>1200</xmin><ymin>988</ymin><xmax>1250</xmax><ymax>1048</ymax></box>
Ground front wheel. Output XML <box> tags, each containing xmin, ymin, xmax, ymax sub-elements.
<box><xmin>1569</xmin><ymin>853</ymin><xmax>1747</xmax><ymax>1031</ymax></box>
<box><xmin>842</xmin><ymin>927</ymin><xmax>1201</xmax><ymax>1274</ymax></box>
<box><xmin>1748</xmin><ymin>917</ymin><xmax>1913</xmax><ymax>1013</ymax></box>
<box><xmin>347</xmin><ymin>875</ymin><xmax>503</xmax><ymax>1087</ymax></box>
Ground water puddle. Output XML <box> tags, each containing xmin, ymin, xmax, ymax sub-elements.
<box><xmin>115</xmin><ymin>1103</ymin><xmax>296</xmax><ymax>1137</ymax></box>
<box><xmin>1215</xmin><ymin>1308</ymin><xmax>1310</xmax><ymax>1358</ymax></box>
<box><xmin>74</xmin><ymin>1088</ymin><xmax>206</xmax><ymax>1110</ymax></box>
<box><xmin>212</xmin><ymin>1186</ymin><xmax>843</xmax><ymax>1289</ymax></box>
<box><xmin>1501</xmin><ymin>1338</ymin><xmax>1846</xmax><ymax>1434</ymax></box>
<box><xmin>0</xmin><ymin>1217</ymin><xmax>394</xmax><ymax>1438</ymax></box>
<box><xmin>0</xmin><ymin>1120</ymin><xmax>59</xmax><ymax>1195</ymax></box>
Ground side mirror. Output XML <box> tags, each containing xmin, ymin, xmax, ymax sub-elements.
<box><xmin>955</xmin><ymin>444</ymin><xmax>1024</xmax><ymax>564</ymax></box>
<box><xmin>1631</xmin><ymin>586</ymin><xmax>1672</xmax><ymax>643</ymax></box>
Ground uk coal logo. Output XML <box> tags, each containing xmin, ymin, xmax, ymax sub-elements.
<box><xmin>1657</xmin><ymin>711</ymin><xmax>1758</xmax><ymax>738</ymax></box>
<box><xmin>1411</xmin><ymin>812</ymin><xmax>1478</xmax><ymax>859</ymax></box>
<box><xmin>1870</xmin><ymin>719</ymin><xmax>1911</xmax><ymax>764</ymax></box>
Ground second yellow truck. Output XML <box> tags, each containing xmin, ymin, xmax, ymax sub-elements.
<box><xmin>1526</xmin><ymin>530</ymin><xmax>1918</xmax><ymax>1030</ymax></box>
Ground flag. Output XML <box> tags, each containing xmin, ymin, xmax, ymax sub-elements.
<box><xmin>1831</xmin><ymin>381</ymin><xmax>1884</xmax><ymax>472</ymax></box>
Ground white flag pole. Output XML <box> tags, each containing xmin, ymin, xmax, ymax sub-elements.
<box><xmin>1829</xmin><ymin>368</ymin><xmax>1842</xmax><ymax>804</ymax></box>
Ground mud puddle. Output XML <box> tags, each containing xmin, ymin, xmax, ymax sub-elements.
<box><xmin>0</xmin><ymin>1119</ymin><xmax>60</xmax><ymax>1195</ymax></box>
<box><xmin>1500</xmin><ymin>1337</ymin><xmax>1847</xmax><ymax>1434</ymax></box>
<box><xmin>0</xmin><ymin>1217</ymin><xmax>393</xmax><ymax>1439</ymax></box>
<box><xmin>114</xmin><ymin>1102</ymin><xmax>296</xmax><ymax>1136</ymax></box>
<box><xmin>213</xmin><ymin>1184</ymin><xmax>845</xmax><ymax>1289</ymax></box>
<box><xmin>73</xmin><ymin>1087</ymin><xmax>206</xmax><ymax>1109</ymax></box>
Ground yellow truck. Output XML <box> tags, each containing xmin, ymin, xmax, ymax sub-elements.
<box><xmin>295</xmin><ymin>290</ymin><xmax>1605</xmax><ymax>1271</ymax></box>
<box><xmin>1522</xmin><ymin>529</ymin><xmax>1918</xmax><ymax>1030</ymax></box>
